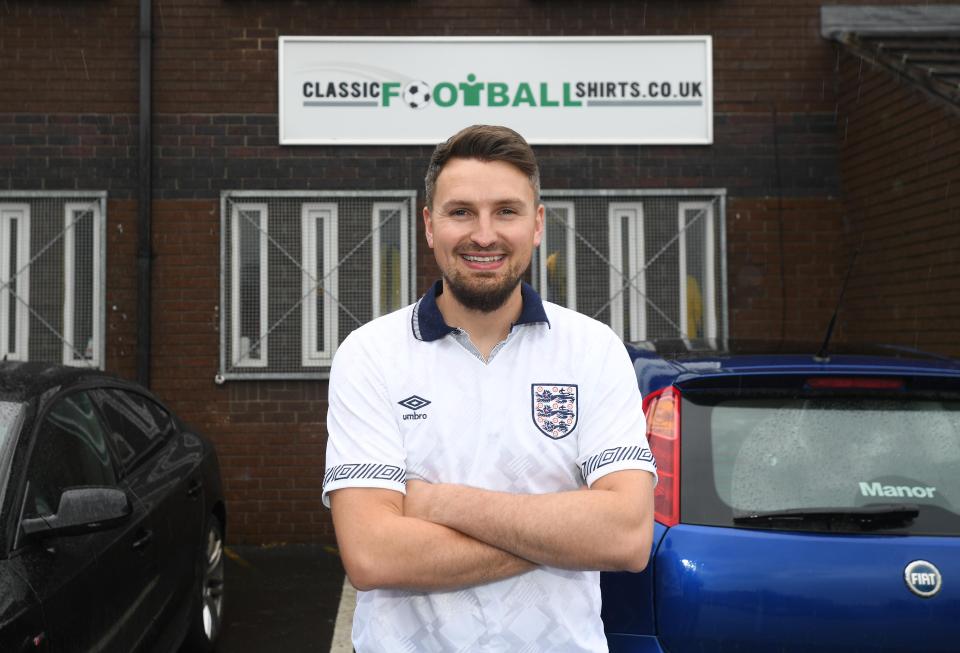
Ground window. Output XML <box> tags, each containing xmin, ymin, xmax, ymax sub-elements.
<box><xmin>25</xmin><ymin>392</ymin><xmax>116</xmax><ymax>518</ymax></box>
<box><xmin>538</xmin><ymin>190</ymin><xmax>726</xmax><ymax>343</ymax></box>
<box><xmin>63</xmin><ymin>202</ymin><xmax>103</xmax><ymax>367</ymax></box>
<box><xmin>90</xmin><ymin>389</ymin><xmax>175</xmax><ymax>471</ymax></box>
<box><xmin>231</xmin><ymin>203</ymin><xmax>269</xmax><ymax>368</ymax></box>
<box><xmin>221</xmin><ymin>191</ymin><xmax>417</xmax><ymax>379</ymax></box>
<box><xmin>0</xmin><ymin>401</ymin><xmax>25</xmax><ymax>495</ymax></box>
<box><xmin>678</xmin><ymin>201</ymin><xmax>717</xmax><ymax>340</ymax></box>
<box><xmin>680</xmin><ymin>394</ymin><xmax>960</xmax><ymax>535</ymax></box>
<box><xmin>608</xmin><ymin>202</ymin><xmax>647</xmax><ymax>341</ymax></box>
<box><xmin>532</xmin><ymin>201</ymin><xmax>577</xmax><ymax>309</ymax></box>
<box><xmin>1</xmin><ymin>204</ymin><xmax>30</xmax><ymax>360</ymax></box>
<box><xmin>302</xmin><ymin>203</ymin><xmax>338</xmax><ymax>367</ymax></box>
<box><xmin>371</xmin><ymin>202</ymin><xmax>410</xmax><ymax>319</ymax></box>
<box><xmin>0</xmin><ymin>193</ymin><xmax>106</xmax><ymax>367</ymax></box>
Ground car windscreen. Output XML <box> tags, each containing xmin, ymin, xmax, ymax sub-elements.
<box><xmin>681</xmin><ymin>394</ymin><xmax>960</xmax><ymax>535</ymax></box>
<box><xmin>0</xmin><ymin>401</ymin><xmax>23</xmax><ymax>440</ymax></box>
<box><xmin>0</xmin><ymin>400</ymin><xmax>26</xmax><ymax>498</ymax></box>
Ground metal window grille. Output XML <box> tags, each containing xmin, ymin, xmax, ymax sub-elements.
<box><xmin>220</xmin><ymin>191</ymin><xmax>417</xmax><ymax>380</ymax></box>
<box><xmin>535</xmin><ymin>189</ymin><xmax>727</xmax><ymax>343</ymax></box>
<box><xmin>0</xmin><ymin>192</ymin><xmax>106</xmax><ymax>368</ymax></box>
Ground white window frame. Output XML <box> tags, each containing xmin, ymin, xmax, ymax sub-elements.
<box><xmin>301</xmin><ymin>203</ymin><xmax>339</xmax><ymax>367</ymax></box>
<box><xmin>0</xmin><ymin>204</ymin><xmax>30</xmax><ymax>361</ymax></box>
<box><xmin>608</xmin><ymin>202</ymin><xmax>647</xmax><ymax>341</ymax></box>
<box><xmin>678</xmin><ymin>201</ymin><xmax>717</xmax><ymax>340</ymax></box>
<box><xmin>371</xmin><ymin>201</ymin><xmax>409</xmax><ymax>319</ymax></box>
<box><xmin>219</xmin><ymin>190</ymin><xmax>418</xmax><ymax>380</ymax></box>
<box><xmin>63</xmin><ymin>202</ymin><xmax>102</xmax><ymax>367</ymax></box>
<box><xmin>534</xmin><ymin>201</ymin><xmax>577</xmax><ymax>309</ymax></box>
<box><xmin>230</xmin><ymin>203</ymin><xmax>269</xmax><ymax>368</ymax></box>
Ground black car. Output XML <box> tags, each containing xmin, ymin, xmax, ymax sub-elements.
<box><xmin>0</xmin><ymin>362</ymin><xmax>226</xmax><ymax>652</ymax></box>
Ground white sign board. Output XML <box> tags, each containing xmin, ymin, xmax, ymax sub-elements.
<box><xmin>279</xmin><ymin>37</ymin><xmax>712</xmax><ymax>145</ymax></box>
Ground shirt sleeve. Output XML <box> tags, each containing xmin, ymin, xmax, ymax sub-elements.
<box><xmin>577</xmin><ymin>329</ymin><xmax>658</xmax><ymax>487</ymax></box>
<box><xmin>322</xmin><ymin>331</ymin><xmax>406</xmax><ymax>508</ymax></box>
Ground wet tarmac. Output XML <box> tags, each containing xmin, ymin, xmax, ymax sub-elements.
<box><xmin>216</xmin><ymin>543</ymin><xmax>346</xmax><ymax>652</ymax></box>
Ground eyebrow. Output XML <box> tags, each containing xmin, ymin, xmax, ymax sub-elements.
<box><xmin>439</xmin><ymin>197</ymin><xmax>527</xmax><ymax>211</ymax></box>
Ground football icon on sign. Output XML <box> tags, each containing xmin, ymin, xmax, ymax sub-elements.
<box><xmin>403</xmin><ymin>81</ymin><xmax>432</xmax><ymax>109</ymax></box>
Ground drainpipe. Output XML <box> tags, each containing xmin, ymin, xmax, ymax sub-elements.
<box><xmin>136</xmin><ymin>0</ymin><xmax>152</xmax><ymax>388</ymax></box>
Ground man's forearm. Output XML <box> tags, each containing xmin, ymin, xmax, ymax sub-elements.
<box><xmin>350</xmin><ymin>514</ymin><xmax>536</xmax><ymax>591</ymax></box>
<box><xmin>405</xmin><ymin>472</ymin><xmax>654</xmax><ymax>572</ymax></box>
<box><xmin>331</xmin><ymin>488</ymin><xmax>536</xmax><ymax>592</ymax></box>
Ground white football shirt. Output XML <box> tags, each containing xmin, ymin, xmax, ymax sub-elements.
<box><xmin>324</xmin><ymin>281</ymin><xmax>657</xmax><ymax>653</ymax></box>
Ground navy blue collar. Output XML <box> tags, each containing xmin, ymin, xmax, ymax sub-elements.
<box><xmin>411</xmin><ymin>280</ymin><xmax>550</xmax><ymax>342</ymax></box>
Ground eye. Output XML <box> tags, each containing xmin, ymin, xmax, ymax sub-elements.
<box><xmin>498</xmin><ymin>207</ymin><xmax>518</xmax><ymax>216</ymax></box>
<box><xmin>448</xmin><ymin>208</ymin><xmax>470</xmax><ymax>217</ymax></box>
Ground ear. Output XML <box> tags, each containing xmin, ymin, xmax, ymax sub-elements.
<box><xmin>533</xmin><ymin>203</ymin><xmax>545</xmax><ymax>247</ymax></box>
<box><xmin>423</xmin><ymin>205</ymin><xmax>435</xmax><ymax>249</ymax></box>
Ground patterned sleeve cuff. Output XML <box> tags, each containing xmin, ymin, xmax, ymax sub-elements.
<box><xmin>581</xmin><ymin>445</ymin><xmax>658</xmax><ymax>487</ymax></box>
<box><xmin>322</xmin><ymin>462</ymin><xmax>406</xmax><ymax>508</ymax></box>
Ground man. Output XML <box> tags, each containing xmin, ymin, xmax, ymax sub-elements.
<box><xmin>323</xmin><ymin>125</ymin><xmax>656</xmax><ymax>652</ymax></box>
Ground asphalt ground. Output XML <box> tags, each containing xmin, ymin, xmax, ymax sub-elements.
<box><xmin>217</xmin><ymin>543</ymin><xmax>348</xmax><ymax>652</ymax></box>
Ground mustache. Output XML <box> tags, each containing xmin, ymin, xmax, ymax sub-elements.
<box><xmin>453</xmin><ymin>243</ymin><xmax>511</xmax><ymax>254</ymax></box>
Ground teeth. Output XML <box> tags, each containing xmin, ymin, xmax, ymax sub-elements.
<box><xmin>463</xmin><ymin>255</ymin><xmax>504</xmax><ymax>262</ymax></box>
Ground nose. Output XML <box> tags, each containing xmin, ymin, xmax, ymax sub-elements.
<box><xmin>470</xmin><ymin>212</ymin><xmax>498</xmax><ymax>248</ymax></box>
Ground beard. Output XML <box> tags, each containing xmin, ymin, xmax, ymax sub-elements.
<box><xmin>442</xmin><ymin>256</ymin><xmax>525</xmax><ymax>313</ymax></box>
<box><xmin>444</xmin><ymin>271</ymin><xmax>521</xmax><ymax>313</ymax></box>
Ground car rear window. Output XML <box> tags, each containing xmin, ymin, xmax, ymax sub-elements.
<box><xmin>681</xmin><ymin>395</ymin><xmax>960</xmax><ymax>535</ymax></box>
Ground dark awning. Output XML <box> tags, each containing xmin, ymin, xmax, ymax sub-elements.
<box><xmin>821</xmin><ymin>5</ymin><xmax>960</xmax><ymax>108</ymax></box>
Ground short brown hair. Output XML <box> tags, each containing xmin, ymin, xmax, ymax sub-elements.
<box><xmin>424</xmin><ymin>124</ymin><xmax>540</xmax><ymax>208</ymax></box>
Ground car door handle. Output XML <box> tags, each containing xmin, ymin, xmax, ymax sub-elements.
<box><xmin>132</xmin><ymin>529</ymin><xmax>153</xmax><ymax>551</ymax></box>
<box><xmin>186</xmin><ymin>480</ymin><xmax>202</xmax><ymax>499</ymax></box>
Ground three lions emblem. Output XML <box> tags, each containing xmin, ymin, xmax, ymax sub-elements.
<box><xmin>532</xmin><ymin>384</ymin><xmax>579</xmax><ymax>440</ymax></box>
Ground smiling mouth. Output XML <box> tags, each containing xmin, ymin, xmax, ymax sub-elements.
<box><xmin>461</xmin><ymin>254</ymin><xmax>505</xmax><ymax>263</ymax></box>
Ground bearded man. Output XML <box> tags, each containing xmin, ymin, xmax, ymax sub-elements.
<box><xmin>323</xmin><ymin>124</ymin><xmax>657</xmax><ymax>653</ymax></box>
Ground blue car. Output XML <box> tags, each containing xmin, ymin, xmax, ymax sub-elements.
<box><xmin>602</xmin><ymin>341</ymin><xmax>960</xmax><ymax>653</ymax></box>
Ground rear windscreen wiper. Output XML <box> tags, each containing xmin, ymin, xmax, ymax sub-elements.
<box><xmin>733</xmin><ymin>504</ymin><xmax>919</xmax><ymax>529</ymax></box>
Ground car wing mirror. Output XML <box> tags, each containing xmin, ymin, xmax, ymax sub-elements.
<box><xmin>21</xmin><ymin>487</ymin><xmax>132</xmax><ymax>539</ymax></box>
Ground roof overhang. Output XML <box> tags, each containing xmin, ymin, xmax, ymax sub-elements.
<box><xmin>821</xmin><ymin>5</ymin><xmax>960</xmax><ymax>110</ymax></box>
<box><xmin>822</xmin><ymin>5</ymin><xmax>960</xmax><ymax>39</ymax></box>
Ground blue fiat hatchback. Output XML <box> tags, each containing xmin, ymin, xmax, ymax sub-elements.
<box><xmin>601</xmin><ymin>341</ymin><xmax>960</xmax><ymax>653</ymax></box>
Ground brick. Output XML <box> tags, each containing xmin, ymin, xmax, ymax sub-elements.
<box><xmin>3</xmin><ymin>0</ymin><xmax>957</xmax><ymax>545</ymax></box>
<box><xmin>834</xmin><ymin>51</ymin><xmax>960</xmax><ymax>358</ymax></box>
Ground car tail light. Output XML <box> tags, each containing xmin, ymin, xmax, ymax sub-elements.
<box><xmin>806</xmin><ymin>377</ymin><xmax>904</xmax><ymax>390</ymax></box>
<box><xmin>643</xmin><ymin>385</ymin><xmax>681</xmax><ymax>527</ymax></box>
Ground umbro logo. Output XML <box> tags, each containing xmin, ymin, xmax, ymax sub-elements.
<box><xmin>398</xmin><ymin>395</ymin><xmax>431</xmax><ymax>420</ymax></box>
<box><xmin>399</xmin><ymin>395</ymin><xmax>430</xmax><ymax>410</ymax></box>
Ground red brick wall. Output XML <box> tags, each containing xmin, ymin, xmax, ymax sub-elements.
<box><xmin>726</xmin><ymin>197</ymin><xmax>848</xmax><ymax>342</ymax></box>
<box><xmin>104</xmin><ymin>200</ymin><xmax>140</xmax><ymax>380</ymax></box>
<box><xmin>148</xmin><ymin>200</ymin><xmax>340</xmax><ymax>541</ymax></box>
<box><xmin>214</xmin><ymin>378</ymin><xmax>333</xmax><ymax>543</ymax></box>
<box><xmin>6</xmin><ymin>0</ymin><xmax>956</xmax><ymax>543</ymax></box>
<box><xmin>6</xmin><ymin>0</ymin><xmax>956</xmax><ymax>116</ymax></box>
<box><xmin>0</xmin><ymin>2</ymin><xmax>138</xmax><ymax>113</ymax></box>
<box><xmin>147</xmin><ymin>0</ymin><xmax>958</xmax><ymax>116</ymax></box>
<box><xmin>835</xmin><ymin>49</ymin><xmax>960</xmax><ymax>356</ymax></box>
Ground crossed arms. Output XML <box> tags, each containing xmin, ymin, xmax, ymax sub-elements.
<box><xmin>329</xmin><ymin>469</ymin><xmax>655</xmax><ymax>592</ymax></box>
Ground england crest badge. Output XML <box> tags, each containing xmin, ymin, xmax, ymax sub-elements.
<box><xmin>532</xmin><ymin>383</ymin><xmax>579</xmax><ymax>440</ymax></box>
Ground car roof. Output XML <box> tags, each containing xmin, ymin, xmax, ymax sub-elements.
<box><xmin>0</xmin><ymin>361</ymin><xmax>122</xmax><ymax>403</ymax></box>
<box><xmin>627</xmin><ymin>340</ymin><xmax>960</xmax><ymax>380</ymax></box>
